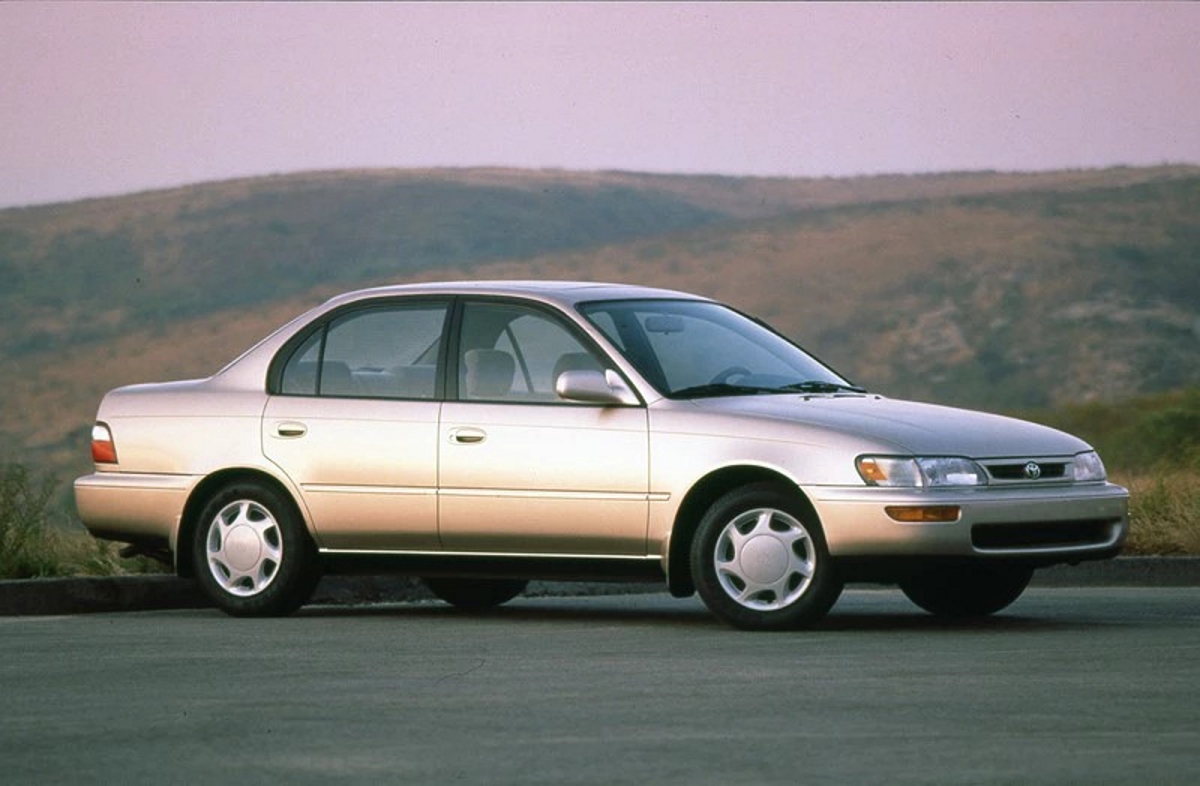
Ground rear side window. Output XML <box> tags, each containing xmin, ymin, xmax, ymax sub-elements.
<box><xmin>280</xmin><ymin>331</ymin><xmax>323</xmax><ymax>395</ymax></box>
<box><xmin>279</xmin><ymin>303</ymin><xmax>448</xmax><ymax>399</ymax></box>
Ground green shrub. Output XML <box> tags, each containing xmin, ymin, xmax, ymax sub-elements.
<box><xmin>0</xmin><ymin>462</ymin><xmax>61</xmax><ymax>577</ymax></box>
<box><xmin>0</xmin><ymin>462</ymin><xmax>154</xmax><ymax>579</ymax></box>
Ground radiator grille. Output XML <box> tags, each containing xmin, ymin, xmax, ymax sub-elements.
<box><xmin>983</xmin><ymin>460</ymin><xmax>1069</xmax><ymax>484</ymax></box>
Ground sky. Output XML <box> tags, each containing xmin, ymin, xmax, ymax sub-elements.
<box><xmin>2</xmin><ymin>2</ymin><xmax>1198</xmax><ymax>209</ymax></box>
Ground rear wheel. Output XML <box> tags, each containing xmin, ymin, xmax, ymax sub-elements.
<box><xmin>424</xmin><ymin>578</ymin><xmax>528</xmax><ymax>609</ymax></box>
<box><xmin>691</xmin><ymin>483</ymin><xmax>842</xmax><ymax>630</ymax></box>
<box><xmin>899</xmin><ymin>564</ymin><xmax>1033</xmax><ymax>618</ymax></box>
<box><xmin>192</xmin><ymin>481</ymin><xmax>320</xmax><ymax>617</ymax></box>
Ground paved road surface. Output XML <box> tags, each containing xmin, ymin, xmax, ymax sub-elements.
<box><xmin>2</xmin><ymin>588</ymin><xmax>1198</xmax><ymax>784</ymax></box>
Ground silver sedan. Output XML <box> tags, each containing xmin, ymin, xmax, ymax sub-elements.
<box><xmin>75</xmin><ymin>281</ymin><xmax>1128</xmax><ymax>629</ymax></box>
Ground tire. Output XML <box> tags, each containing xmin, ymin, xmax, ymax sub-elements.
<box><xmin>192</xmin><ymin>481</ymin><xmax>320</xmax><ymax>617</ymax></box>
<box><xmin>899</xmin><ymin>564</ymin><xmax>1033</xmax><ymax>618</ymax></box>
<box><xmin>424</xmin><ymin>578</ymin><xmax>528</xmax><ymax>610</ymax></box>
<box><xmin>690</xmin><ymin>483</ymin><xmax>842</xmax><ymax>631</ymax></box>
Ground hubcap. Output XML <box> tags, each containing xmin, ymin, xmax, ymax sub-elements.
<box><xmin>205</xmin><ymin>500</ymin><xmax>282</xmax><ymax>597</ymax></box>
<box><xmin>714</xmin><ymin>507</ymin><xmax>815</xmax><ymax>611</ymax></box>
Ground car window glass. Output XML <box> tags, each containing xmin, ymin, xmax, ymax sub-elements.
<box><xmin>583</xmin><ymin>310</ymin><xmax>626</xmax><ymax>351</ymax></box>
<box><xmin>280</xmin><ymin>330</ymin><xmax>322</xmax><ymax>395</ymax></box>
<box><xmin>643</xmin><ymin>311</ymin><xmax>793</xmax><ymax>391</ymax></box>
<box><xmin>580</xmin><ymin>300</ymin><xmax>845</xmax><ymax>396</ymax></box>
<box><xmin>458</xmin><ymin>302</ymin><xmax>605</xmax><ymax>403</ymax></box>
<box><xmin>280</xmin><ymin>303</ymin><xmax>447</xmax><ymax>399</ymax></box>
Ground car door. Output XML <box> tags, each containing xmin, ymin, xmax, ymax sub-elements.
<box><xmin>438</xmin><ymin>299</ymin><xmax>650</xmax><ymax>555</ymax></box>
<box><xmin>262</xmin><ymin>300</ymin><xmax>449</xmax><ymax>551</ymax></box>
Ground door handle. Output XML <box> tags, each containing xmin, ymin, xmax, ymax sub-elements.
<box><xmin>449</xmin><ymin>427</ymin><xmax>487</xmax><ymax>445</ymax></box>
<box><xmin>275</xmin><ymin>422</ymin><xmax>308</xmax><ymax>438</ymax></box>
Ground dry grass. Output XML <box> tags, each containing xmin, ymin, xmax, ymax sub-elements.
<box><xmin>1118</xmin><ymin>470</ymin><xmax>1200</xmax><ymax>555</ymax></box>
<box><xmin>0</xmin><ymin>462</ymin><xmax>154</xmax><ymax>578</ymax></box>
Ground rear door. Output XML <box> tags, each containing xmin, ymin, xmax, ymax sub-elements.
<box><xmin>262</xmin><ymin>300</ymin><xmax>449</xmax><ymax>550</ymax></box>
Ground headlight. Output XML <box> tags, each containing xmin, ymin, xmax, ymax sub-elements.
<box><xmin>1072</xmin><ymin>450</ymin><xmax>1107</xmax><ymax>482</ymax></box>
<box><xmin>857</xmin><ymin>456</ymin><xmax>987</xmax><ymax>488</ymax></box>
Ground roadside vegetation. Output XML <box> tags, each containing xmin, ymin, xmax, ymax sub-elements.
<box><xmin>0</xmin><ymin>462</ymin><xmax>154</xmax><ymax>579</ymax></box>
<box><xmin>1121</xmin><ymin>472</ymin><xmax>1200</xmax><ymax>555</ymax></box>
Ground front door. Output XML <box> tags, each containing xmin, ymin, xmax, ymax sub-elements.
<box><xmin>438</xmin><ymin>300</ymin><xmax>649</xmax><ymax>555</ymax></box>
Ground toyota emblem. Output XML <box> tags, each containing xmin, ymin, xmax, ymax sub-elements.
<box><xmin>1023</xmin><ymin>461</ymin><xmax>1043</xmax><ymax>480</ymax></box>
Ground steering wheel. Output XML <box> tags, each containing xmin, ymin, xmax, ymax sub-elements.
<box><xmin>710</xmin><ymin>365</ymin><xmax>751</xmax><ymax>385</ymax></box>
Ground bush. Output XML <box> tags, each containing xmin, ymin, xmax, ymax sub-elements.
<box><xmin>1119</xmin><ymin>470</ymin><xmax>1200</xmax><ymax>555</ymax></box>
<box><xmin>0</xmin><ymin>462</ymin><xmax>147</xmax><ymax>579</ymax></box>
<box><xmin>0</xmin><ymin>462</ymin><xmax>59</xmax><ymax>577</ymax></box>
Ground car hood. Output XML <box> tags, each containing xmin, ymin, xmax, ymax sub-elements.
<box><xmin>691</xmin><ymin>394</ymin><xmax>1091</xmax><ymax>458</ymax></box>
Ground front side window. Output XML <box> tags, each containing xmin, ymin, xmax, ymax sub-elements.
<box><xmin>579</xmin><ymin>299</ymin><xmax>855</xmax><ymax>398</ymax></box>
<box><xmin>457</xmin><ymin>301</ymin><xmax>608</xmax><ymax>403</ymax></box>
<box><xmin>280</xmin><ymin>303</ymin><xmax>448</xmax><ymax>399</ymax></box>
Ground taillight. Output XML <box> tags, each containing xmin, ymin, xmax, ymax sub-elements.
<box><xmin>91</xmin><ymin>423</ymin><xmax>118</xmax><ymax>464</ymax></box>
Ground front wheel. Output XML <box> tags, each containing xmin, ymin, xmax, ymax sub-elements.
<box><xmin>691</xmin><ymin>483</ymin><xmax>842</xmax><ymax>631</ymax></box>
<box><xmin>899</xmin><ymin>564</ymin><xmax>1033</xmax><ymax>618</ymax></box>
<box><xmin>424</xmin><ymin>578</ymin><xmax>528</xmax><ymax>609</ymax></box>
<box><xmin>192</xmin><ymin>481</ymin><xmax>320</xmax><ymax>617</ymax></box>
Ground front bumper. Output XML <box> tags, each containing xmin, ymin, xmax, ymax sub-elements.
<box><xmin>808</xmin><ymin>481</ymin><xmax>1128</xmax><ymax>561</ymax></box>
<box><xmin>74</xmin><ymin>472</ymin><xmax>197</xmax><ymax>550</ymax></box>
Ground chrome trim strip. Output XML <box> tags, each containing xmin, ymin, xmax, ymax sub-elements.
<box><xmin>74</xmin><ymin>472</ymin><xmax>196</xmax><ymax>491</ymax></box>
<box><xmin>439</xmin><ymin>488</ymin><xmax>664</xmax><ymax>502</ymax></box>
<box><xmin>302</xmin><ymin>485</ymin><xmax>669</xmax><ymax>502</ymax></box>
<box><xmin>303</xmin><ymin>484</ymin><xmax>435</xmax><ymax>496</ymax></box>
<box><xmin>319</xmin><ymin>547</ymin><xmax>663</xmax><ymax>560</ymax></box>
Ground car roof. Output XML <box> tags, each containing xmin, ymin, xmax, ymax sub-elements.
<box><xmin>321</xmin><ymin>280</ymin><xmax>710</xmax><ymax>310</ymax></box>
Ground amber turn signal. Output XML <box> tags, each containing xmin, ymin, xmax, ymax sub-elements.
<box><xmin>884</xmin><ymin>505</ymin><xmax>961</xmax><ymax>523</ymax></box>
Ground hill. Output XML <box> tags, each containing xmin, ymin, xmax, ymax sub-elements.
<box><xmin>1</xmin><ymin>165</ymin><xmax>1198</xmax><ymax>488</ymax></box>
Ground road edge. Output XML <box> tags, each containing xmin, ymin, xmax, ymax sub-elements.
<box><xmin>2</xmin><ymin>557</ymin><xmax>1198</xmax><ymax>616</ymax></box>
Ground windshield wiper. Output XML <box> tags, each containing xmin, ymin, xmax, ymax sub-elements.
<box><xmin>669</xmin><ymin>382</ymin><xmax>781</xmax><ymax>399</ymax></box>
<box><xmin>777</xmin><ymin>380</ymin><xmax>868</xmax><ymax>394</ymax></box>
<box><xmin>672</xmin><ymin>380</ymin><xmax>868</xmax><ymax>399</ymax></box>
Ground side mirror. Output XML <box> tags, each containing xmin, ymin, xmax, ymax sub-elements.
<box><xmin>555</xmin><ymin>369</ymin><xmax>639</xmax><ymax>406</ymax></box>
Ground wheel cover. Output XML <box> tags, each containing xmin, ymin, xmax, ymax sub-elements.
<box><xmin>714</xmin><ymin>507</ymin><xmax>815</xmax><ymax>611</ymax></box>
<box><xmin>204</xmin><ymin>500</ymin><xmax>282</xmax><ymax>597</ymax></box>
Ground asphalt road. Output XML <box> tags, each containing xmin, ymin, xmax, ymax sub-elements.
<box><xmin>2</xmin><ymin>588</ymin><xmax>1198</xmax><ymax>785</ymax></box>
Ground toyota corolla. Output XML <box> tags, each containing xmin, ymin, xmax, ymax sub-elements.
<box><xmin>75</xmin><ymin>281</ymin><xmax>1128</xmax><ymax>629</ymax></box>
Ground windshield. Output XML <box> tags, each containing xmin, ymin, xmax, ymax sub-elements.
<box><xmin>578</xmin><ymin>299</ymin><xmax>860</xmax><ymax>399</ymax></box>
